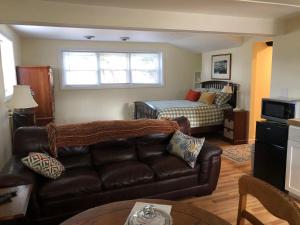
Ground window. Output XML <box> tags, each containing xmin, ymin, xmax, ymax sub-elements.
<box><xmin>0</xmin><ymin>33</ymin><xmax>16</xmax><ymax>98</ymax></box>
<box><xmin>62</xmin><ymin>51</ymin><xmax>163</xmax><ymax>88</ymax></box>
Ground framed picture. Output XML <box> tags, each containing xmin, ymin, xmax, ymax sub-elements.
<box><xmin>211</xmin><ymin>54</ymin><xmax>231</xmax><ymax>80</ymax></box>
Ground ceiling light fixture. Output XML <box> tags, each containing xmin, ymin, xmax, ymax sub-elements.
<box><xmin>120</xmin><ymin>37</ymin><xmax>130</xmax><ymax>41</ymax></box>
<box><xmin>84</xmin><ymin>35</ymin><xmax>95</xmax><ymax>40</ymax></box>
<box><xmin>236</xmin><ymin>0</ymin><xmax>300</xmax><ymax>8</ymax></box>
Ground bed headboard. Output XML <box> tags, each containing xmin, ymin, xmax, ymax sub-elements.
<box><xmin>201</xmin><ymin>80</ymin><xmax>239</xmax><ymax>108</ymax></box>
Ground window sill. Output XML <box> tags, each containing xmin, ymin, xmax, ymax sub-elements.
<box><xmin>61</xmin><ymin>83</ymin><xmax>165</xmax><ymax>90</ymax></box>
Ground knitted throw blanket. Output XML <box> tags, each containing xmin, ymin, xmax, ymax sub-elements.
<box><xmin>47</xmin><ymin>119</ymin><xmax>179</xmax><ymax>157</ymax></box>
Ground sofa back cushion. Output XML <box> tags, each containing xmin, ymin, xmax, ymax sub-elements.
<box><xmin>58</xmin><ymin>146</ymin><xmax>92</xmax><ymax>169</ymax></box>
<box><xmin>91</xmin><ymin>139</ymin><xmax>136</xmax><ymax>166</ymax></box>
<box><xmin>136</xmin><ymin>133</ymin><xmax>172</xmax><ymax>160</ymax></box>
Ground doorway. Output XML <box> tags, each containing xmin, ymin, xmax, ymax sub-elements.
<box><xmin>249</xmin><ymin>42</ymin><xmax>273</xmax><ymax>141</ymax></box>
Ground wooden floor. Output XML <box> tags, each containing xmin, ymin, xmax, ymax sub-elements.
<box><xmin>180</xmin><ymin>137</ymin><xmax>299</xmax><ymax>225</ymax></box>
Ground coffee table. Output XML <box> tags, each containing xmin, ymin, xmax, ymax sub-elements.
<box><xmin>61</xmin><ymin>199</ymin><xmax>231</xmax><ymax>225</ymax></box>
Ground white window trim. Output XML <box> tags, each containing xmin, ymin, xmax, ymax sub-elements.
<box><xmin>0</xmin><ymin>33</ymin><xmax>16</xmax><ymax>100</ymax></box>
<box><xmin>60</xmin><ymin>50</ymin><xmax>164</xmax><ymax>90</ymax></box>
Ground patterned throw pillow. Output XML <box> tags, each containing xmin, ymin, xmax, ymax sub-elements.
<box><xmin>168</xmin><ymin>130</ymin><xmax>205</xmax><ymax>168</ymax></box>
<box><xmin>22</xmin><ymin>152</ymin><xmax>65</xmax><ymax>179</ymax></box>
<box><xmin>214</xmin><ymin>92</ymin><xmax>232</xmax><ymax>106</ymax></box>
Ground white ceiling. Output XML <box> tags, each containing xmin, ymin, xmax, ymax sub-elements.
<box><xmin>11</xmin><ymin>25</ymin><xmax>245</xmax><ymax>53</ymax></box>
<box><xmin>41</xmin><ymin>0</ymin><xmax>300</xmax><ymax>19</ymax></box>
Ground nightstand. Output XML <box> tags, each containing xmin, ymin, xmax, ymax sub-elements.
<box><xmin>223</xmin><ymin>109</ymin><xmax>249</xmax><ymax>145</ymax></box>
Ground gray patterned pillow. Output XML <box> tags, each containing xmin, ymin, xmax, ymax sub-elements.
<box><xmin>167</xmin><ymin>130</ymin><xmax>205</xmax><ymax>168</ymax></box>
<box><xmin>214</xmin><ymin>92</ymin><xmax>232</xmax><ymax>106</ymax></box>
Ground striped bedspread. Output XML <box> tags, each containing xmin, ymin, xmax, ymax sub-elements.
<box><xmin>145</xmin><ymin>100</ymin><xmax>232</xmax><ymax>128</ymax></box>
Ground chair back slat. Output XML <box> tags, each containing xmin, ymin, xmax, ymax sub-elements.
<box><xmin>237</xmin><ymin>175</ymin><xmax>300</xmax><ymax>225</ymax></box>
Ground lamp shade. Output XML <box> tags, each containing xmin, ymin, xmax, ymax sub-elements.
<box><xmin>222</xmin><ymin>84</ymin><xmax>233</xmax><ymax>94</ymax></box>
<box><xmin>6</xmin><ymin>85</ymin><xmax>38</xmax><ymax>110</ymax></box>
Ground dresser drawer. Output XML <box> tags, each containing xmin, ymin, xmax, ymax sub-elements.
<box><xmin>224</xmin><ymin>118</ymin><xmax>234</xmax><ymax>129</ymax></box>
<box><xmin>224</xmin><ymin>128</ymin><xmax>233</xmax><ymax>140</ymax></box>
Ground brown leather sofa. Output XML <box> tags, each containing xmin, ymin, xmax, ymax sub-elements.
<box><xmin>0</xmin><ymin>122</ymin><xmax>222</xmax><ymax>225</ymax></box>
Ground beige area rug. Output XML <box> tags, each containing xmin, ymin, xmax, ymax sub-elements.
<box><xmin>221</xmin><ymin>143</ymin><xmax>254</xmax><ymax>164</ymax></box>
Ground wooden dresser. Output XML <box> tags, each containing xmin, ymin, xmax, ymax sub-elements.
<box><xmin>223</xmin><ymin>109</ymin><xmax>249</xmax><ymax>145</ymax></box>
<box><xmin>16</xmin><ymin>66</ymin><xmax>54</xmax><ymax>126</ymax></box>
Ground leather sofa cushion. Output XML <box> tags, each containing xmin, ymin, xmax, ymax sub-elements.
<box><xmin>39</xmin><ymin>168</ymin><xmax>101</xmax><ymax>201</ymax></box>
<box><xmin>100</xmin><ymin>161</ymin><xmax>154</xmax><ymax>190</ymax></box>
<box><xmin>91</xmin><ymin>139</ymin><xmax>136</xmax><ymax>166</ymax></box>
<box><xmin>57</xmin><ymin>146</ymin><xmax>89</xmax><ymax>157</ymax></box>
<box><xmin>136</xmin><ymin>133</ymin><xmax>172</xmax><ymax>160</ymax></box>
<box><xmin>144</xmin><ymin>155</ymin><xmax>200</xmax><ymax>180</ymax></box>
<box><xmin>58</xmin><ymin>153</ymin><xmax>92</xmax><ymax>170</ymax></box>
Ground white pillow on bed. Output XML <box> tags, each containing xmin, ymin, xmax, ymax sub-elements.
<box><xmin>193</xmin><ymin>87</ymin><xmax>209</xmax><ymax>92</ymax></box>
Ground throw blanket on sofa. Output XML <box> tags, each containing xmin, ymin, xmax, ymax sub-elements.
<box><xmin>47</xmin><ymin>119</ymin><xmax>179</xmax><ymax>157</ymax></box>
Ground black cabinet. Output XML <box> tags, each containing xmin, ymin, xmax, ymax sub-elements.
<box><xmin>253</xmin><ymin>121</ymin><xmax>288</xmax><ymax>191</ymax></box>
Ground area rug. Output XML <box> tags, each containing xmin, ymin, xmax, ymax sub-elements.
<box><xmin>221</xmin><ymin>144</ymin><xmax>253</xmax><ymax>164</ymax></box>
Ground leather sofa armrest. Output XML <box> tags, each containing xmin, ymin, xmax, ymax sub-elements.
<box><xmin>198</xmin><ymin>141</ymin><xmax>222</xmax><ymax>162</ymax></box>
<box><xmin>0</xmin><ymin>156</ymin><xmax>37</xmax><ymax>188</ymax></box>
<box><xmin>197</xmin><ymin>141</ymin><xmax>222</xmax><ymax>189</ymax></box>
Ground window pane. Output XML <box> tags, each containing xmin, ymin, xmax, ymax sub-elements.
<box><xmin>64</xmin><ymin>52</ymin><xmax>97</xmax><ymax>70</ymax></box>
<box><xmin>65</xmin><ymin>71</ymin><xmax>98</xmax><ymax>85</ymax></box>
<box><xmin>0</xmin><ymin>34</ymin><xmax>16</xmax><ymax>97</ymax></box>
<box><xmin>131</xmin><ymin>70</ymin><xmax>159</xmax><ymax>84</ymax></box>
<box><xmin>100</xmin><ymin>70</ymin><xmax>129</xmax><ymax>84</ymax></box>
<box><xmin>131</xmin><ymin>53</ymin><xmax>159</xmax><ymax>70</ymax></box>
<box><xmin>100</xmin><ymin>53</ymin><xmax>128</xmax><ymax>70</ymax></box>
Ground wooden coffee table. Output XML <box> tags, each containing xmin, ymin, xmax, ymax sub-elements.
<box><xmin>61</xmin><ymin>199</ymin><xmax>231</xmax><ymax>225</ymax></box>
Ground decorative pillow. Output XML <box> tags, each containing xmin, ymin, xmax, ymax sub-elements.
<box><xmin>22</xmin><ymin>152</ymin><xmax>65</xmax><ymax>179</ymax></box>
<box><xmin>209</xmin><ymin>88</ymin><xmax>222</xmax><ymax>93</ymax></box>
<box><xmin>167</xmin><ymin>130</ymin><xmax>205</xmax><ymax>168</ymax></box>
<box><xmin>185</xmin><ymin>89</ymin><xmax>201</xmax><ymax>101</ymax></box>
<box><xmin>199</xmin><ymin>92</ymin><xmax>216</xmax><ymax>105</ymax></box>
<box><xmin>214</xmin><ymin>92</ymin><xmax>232</xmax><ymax>106</ymax></box>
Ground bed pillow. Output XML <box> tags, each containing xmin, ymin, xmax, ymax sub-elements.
<box><xmin>194</xmin><ymin>87</ymin><xmax>208</xmax><ymax>93</ymax></box>
<box><xmin>185</xmin><ymin>89</ymin><xmax>201</xmax><ymax>101</ymax></box>
<box><xmin>22</xmin><ymin>152</ymin><xmax>65</xmax><ymax>179</ymax></box>
<box><xmin>167</xmin><ymin>130</ymin><xmax>205</xmax><ymax>168</ymax></box>
<box><xmin>214</xmin><ymin>92</ymin><xmax>232</xmax><ymax>106</ymax></box>
<box><xmin>199</xmin><ymin>92</ymin><xmax>216</xmax><ymax>105</ymax></box>
<box><xmin>209</xmin><ymin>88</ymin><xmax>222</xmax><ymax>93</ymax></box>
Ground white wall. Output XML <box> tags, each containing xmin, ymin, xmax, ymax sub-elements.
<box><xmin>271</xmin><ymin>29</ymin><xmax>300</xmax><ymax>99</ymax></box>
<box><xmin>21</xmin><ymin>39</ymin><xmax>201</xmax><ymax>124</ymax></box>
<box><xmin>201</xmin><ymin>39</ymin><xmax>254</xmax><ymax>110</ymax></box>
<box><xmin>0</xmin><ymin>24</ymin><xmax>21</xmax><ymax>169</ymax></box>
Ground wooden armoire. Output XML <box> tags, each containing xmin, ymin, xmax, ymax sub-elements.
<box><xmin>16</xmin><ymin>66</ymin><xmax>55</xmax><ymax>126</ymax></box>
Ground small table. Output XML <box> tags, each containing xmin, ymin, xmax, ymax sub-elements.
<box><xmin>61</xmin><ymin>199</ymin><xmax>231</xmax><ymax>225</ymax></box>
<box><xmin>0</xmin><ymin>185</ymin><xmax>32</xmax><ymax>222</ymax></box>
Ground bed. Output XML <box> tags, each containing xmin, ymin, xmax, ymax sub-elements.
<box><xmin>134</xmin><ymin>81</ymin><xmax>239</xmax><ymax>135</ymax></box>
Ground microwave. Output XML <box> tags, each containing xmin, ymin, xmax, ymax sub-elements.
<box><xmin>261</xmin><ymin>98</ymin><xmax>300</xmax><ymax>123</ymax></box>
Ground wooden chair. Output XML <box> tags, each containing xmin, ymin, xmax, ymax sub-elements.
<box><xmin>237</xmin><ymin>175</ymin><xmax>300</xmax><ymax>225</ymax></box>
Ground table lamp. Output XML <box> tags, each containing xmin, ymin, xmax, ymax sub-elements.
<box><xmin>222</xmin><ymin>83</ymin><xmax>233</xmax><ymax>94</ymax></box>
<box><xmin>6</xmin><ymin>85</ymin><xmax>38</xmax><ymax>134</ymax></box>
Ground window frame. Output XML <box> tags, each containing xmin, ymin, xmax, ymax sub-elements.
<box><xmin>0</xmin><ymin>32</ymin><xmax>16</xmax><ymax>100</ymax></box>
<box><xmin>61</xmin><ymin>50</ymin><xmax>164</xmax><ymax>90</ymax></box>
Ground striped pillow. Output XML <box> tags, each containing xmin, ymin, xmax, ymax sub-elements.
<box><xmin>22</xmin><ymin>152</ymin><xmax>65</xmax><ymax>179</ymax></box>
